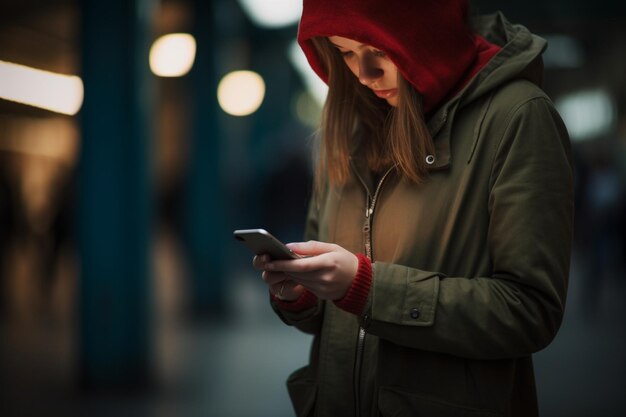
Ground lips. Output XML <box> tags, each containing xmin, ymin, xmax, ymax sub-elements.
<box><xmin>373</xmin><ymin>88</ymin><xmax>398</xmax><ymax>99</ymax></box>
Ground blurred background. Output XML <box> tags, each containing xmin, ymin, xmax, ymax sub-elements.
<box><xmin>0</xmin><ymin>1</ymin><xmax>624</xmax><ymax>416</ymax></box>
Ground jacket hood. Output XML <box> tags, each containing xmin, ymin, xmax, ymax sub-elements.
<box><xmin>297</xmin><ymin>0</ymin><xmax>499</xmax><ymax>114</ymax></box>
<box><xmin>421</xmin><ymin>13</ymin><xmax>548</xmax><ymax>171</ymax></box>
<box><xmin>460</xmin><ymin>12</ymin><xmax>547</xmax><ymax>107</ymax></box>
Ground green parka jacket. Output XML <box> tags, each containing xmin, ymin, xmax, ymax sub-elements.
<box><xmin>272</xmin><ymin>13</ymin><xmax>573</xmax><ymax>417</ymax></box>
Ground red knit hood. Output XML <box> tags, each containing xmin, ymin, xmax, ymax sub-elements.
<box><xmin>297</xmin><ymin>0</ymin><xmax>500</xmax><ymax>114</ymax></box>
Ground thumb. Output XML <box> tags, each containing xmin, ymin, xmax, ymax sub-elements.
<box><xmin>287</xmin><ymin>240</ymin><xmax>337</xmax><ymax>256</ymax></box>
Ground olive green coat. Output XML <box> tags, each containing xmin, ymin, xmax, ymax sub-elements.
<box><xmin>272</xmin><ymin>13</ymin><xmax>573</xmax><ymax>417</ymax></box>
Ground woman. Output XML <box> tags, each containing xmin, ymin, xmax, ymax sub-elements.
<box><xmin>253</xmin><ymin>1</ymin><xmax>574</xmax><ymax>416</ymax></box>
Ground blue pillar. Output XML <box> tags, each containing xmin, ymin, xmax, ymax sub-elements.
<box><xmin>78</xmin><ymin>0</ymin><xmax>155</xmax><ymax>388</ymax></box>
<box><xmin>182</xmin><ymin>0</ymin><xmax>226</xmax><ymax>316</ymax></box>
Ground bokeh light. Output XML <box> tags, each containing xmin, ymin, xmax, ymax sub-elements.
<box><xmin>217</xmin><ymin>70</ymin><xmax>266</xmax><ymax>116</ymax></box>
<box><xmin>0</xmin><ymin>60</ymin><xmax>83</xmax><ymax>115</ymax></box>
<box><xmin>294</xmin><ymin>90</ymin><xmax>322</xmax><ymax>128</ymax></box>
<box><xmin>288</xmin><ymin>40</ymin><xmax>328</xmax><ymax>106</ymax></box>
<box><xmin>149</xmin><ymin>33</ymin><xmax>197</xmax><ymax>77</ymax></box>
<box><xmin>556</xmin><ymin>89</ymin><xmax>615</xmax><ymax>142</ymax></box>
<box><xmin>238</xmin><ymin>0</ymin><xmax>302</xmax><ymax>28</ymax></box>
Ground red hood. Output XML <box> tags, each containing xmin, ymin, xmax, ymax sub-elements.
<box><xmin>297</xmin><ymin>0</ymin><xmax>500</xmax><ymax>114</ymax></box>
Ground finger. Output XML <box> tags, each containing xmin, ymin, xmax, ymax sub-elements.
<box><xmin>253</xmin><ymin>254</ymin><xmax>270</xmax><ymax>270</ymax></box>
<box><xmin>266</xmin><ymin>252</ymin><xmax>335</xmax><ymax>274</ymax></box>
<box><xmin>262</xmin><ymin>270</ymin><xmax>292</xmax><ymax>285</ymax></box>
<box><xmin>287</xmin><ymin>240</ymin><xmax>338</xmax><ymax>256</ymax></box>
<box><xmin>270</xmin><ymin>280</ymin><xmax>304</xmax><ymax>301</ymax></box>
<box><xmin>270</xmin><ymin>280</ymin><xmax>294</xmax><ymax>295</ymax></box>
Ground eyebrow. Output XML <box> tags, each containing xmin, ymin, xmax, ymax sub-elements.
<box><xmin>330</xmin><ymin>42</ymin><xmax>367</xmax><ymax>51</ymax></box>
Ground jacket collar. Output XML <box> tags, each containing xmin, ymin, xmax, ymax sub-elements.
<box><xmin>425</xmin><ymin>99</ymin><xmax>460</xmax><ymax>171</ymax></box>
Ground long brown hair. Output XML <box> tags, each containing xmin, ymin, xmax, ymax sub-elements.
<box><xmin>311</xmin><ymin>37</ymin><xmax>434</xmax><ymax>193</ymax></box>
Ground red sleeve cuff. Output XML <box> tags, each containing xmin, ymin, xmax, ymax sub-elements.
<box><xmin>334</xmin><ymin>253</ymin><xmax>372</xmax><ymax>316</ymax></box>
<box><xmin>271</xmin><ymin>289</ymin><xmax>318</xmax><ymax>312</ymax></box>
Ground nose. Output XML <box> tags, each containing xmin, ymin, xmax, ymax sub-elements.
<box><xmin>357</xmin><ymin>52</ymin><xmax>383</xmax><ymax>86</ymax></box>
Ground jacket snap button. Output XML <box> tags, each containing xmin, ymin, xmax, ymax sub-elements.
<box><xmin>410</xmin><ymin>308</ymin><xmax>420</xmax><ymax>319</ymax></box>
<box><xmin>425</xmin><ymin>155</ymin><xmax>435</xmax><ymax>165</ymax></box>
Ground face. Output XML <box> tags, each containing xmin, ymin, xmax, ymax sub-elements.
<box><xmin>328</xmin><ymin>35</ymin><xmax>399</xmax><ymax>107</ymax></box>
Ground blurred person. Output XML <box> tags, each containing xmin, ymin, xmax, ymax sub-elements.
<box><xmin>253</xmin><ymin>1</ymin><xmax>574</xmax><ymax>416</ymax></box>
<box><xmin>0</xmin><ymin>122</ymin><xmax>77</xmax><ymax>318</ymax></box>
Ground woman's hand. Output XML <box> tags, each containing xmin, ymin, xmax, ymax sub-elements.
<box><xmin>253</xmin><ymin>255</ymin><xmax>307</xmax><ymax>301</ymax></box>
<box><xmin>256</xmin><ymin>241</ymin><xmax>359</xmax><ymax>301</ymax></box>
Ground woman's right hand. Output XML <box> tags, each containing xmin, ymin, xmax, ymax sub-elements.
<box><xmin>253</xmin><ymin>254</ymin><xmax>306</xmax><ymax>301</ymax></box>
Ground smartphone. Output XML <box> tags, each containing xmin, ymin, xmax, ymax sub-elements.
<box><xmin>233</xmin><ymin>229</ymin><xmax>300</xmax><ymax>260</ymax></box>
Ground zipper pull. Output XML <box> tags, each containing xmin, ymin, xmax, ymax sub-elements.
<box><xmin>363</xmin><ymin>213</ymin><xmax>372</xmax><ymax>259</ymax></box>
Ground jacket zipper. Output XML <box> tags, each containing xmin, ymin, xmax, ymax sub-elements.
<box><xmin>352</xmin><ymin>164</ymin><xmax>395</xmax><ymax>417</ymax></box>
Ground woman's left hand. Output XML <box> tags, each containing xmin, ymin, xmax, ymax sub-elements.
<box><xmin>264</xmin><ymin>241</ymin><xmax>359</xmax><ymax>301</ymax></box>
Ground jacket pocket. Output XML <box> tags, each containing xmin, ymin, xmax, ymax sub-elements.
<box><xmin>378</xmin><ymin>386</ymin><xmax>503</xmax><ymax>417</ymax></box>
<box><xmin>286</xmin><ymin>365</ymin><xmax>317</xmax><ymax>417</ymax></box>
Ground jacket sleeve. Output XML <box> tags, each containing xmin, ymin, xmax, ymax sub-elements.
<box><xmin>270</xmin><ymin>191</ymin><xmax>326</xmax><ymax>335</ymax></box>
<box><xmin>360</xmin><ymin>97</ymin><xmax>574</xmax><ymax>360</ymax></box>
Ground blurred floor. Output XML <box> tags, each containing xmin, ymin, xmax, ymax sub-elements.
<box><xmin>534</xmin><ymin>250</ymin><xmax>626</xmax><ymax>417</ymax></box>
<box><xmin>0</xmin><ymin>228</ymin><xmax>313</xmax><ymax>417</ymax></box>
<box><xmin>0</xmin><ymin>231</ymin><xmax>625</xmax><ymax>417</ymax></box>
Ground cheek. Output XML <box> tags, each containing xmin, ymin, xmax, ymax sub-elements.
<box><xmin>385</xmin><ymin>66</ymin><xmax>399</xmax><ymax>86</ymax></box>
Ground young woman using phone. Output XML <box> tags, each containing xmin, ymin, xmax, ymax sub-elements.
<box><xmin>253</xmin><ymin>1</ymin><xmax>574</xmax><ymax>415</ymax></box>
